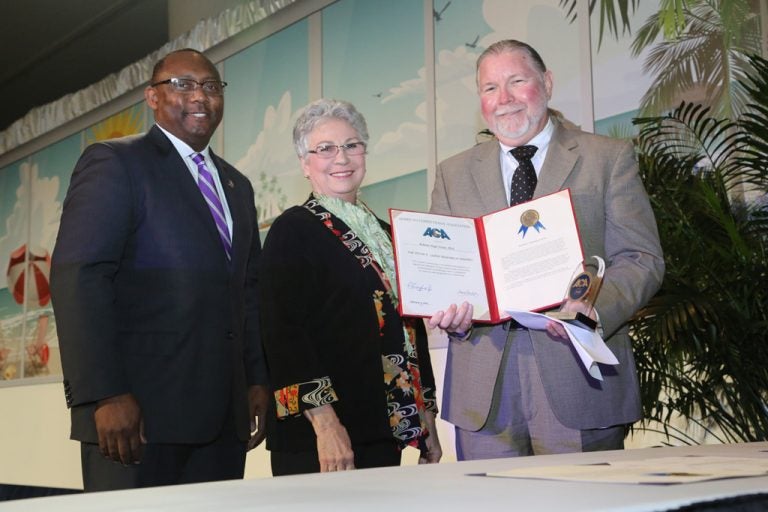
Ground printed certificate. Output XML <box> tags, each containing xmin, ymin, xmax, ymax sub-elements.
<box><xmin>390</xmin><ymin>189</ymin><xmax>584</xmax><ymax>322</ymax></box>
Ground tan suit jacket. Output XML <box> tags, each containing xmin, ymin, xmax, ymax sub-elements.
<box><xmin>430</xmin><ymin>121</ymin><xmax>664</xmax><ymax>431</ymax></box>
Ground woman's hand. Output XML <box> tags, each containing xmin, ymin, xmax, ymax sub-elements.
<box><xmin>304</xmin><ymin>404</ymin><xmax>355</xmax><ymax>472</ymax></box>
<box><xmin>418</xmin><ymin>411</ymin><xmax>442</xmax><ymax>464</ymax></box>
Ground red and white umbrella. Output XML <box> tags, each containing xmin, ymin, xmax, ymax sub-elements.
<box><xmin>6</xmin><ymin>244</ymin><xmax>51</xmax><ymax>307</ymax></box>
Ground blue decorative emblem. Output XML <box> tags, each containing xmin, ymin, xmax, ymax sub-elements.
<box><xmin>422</xmin><ymin>227</ymin><xmax>451</xmax><ymax>240</ymax></box>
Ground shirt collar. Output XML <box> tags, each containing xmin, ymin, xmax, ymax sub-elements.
<box><xmin>155</xmin><ymin>123</ymin><xmax>211</xmax><ymax>160</ymax></box>
<box><xmin>498</xmin><ymin>117</ymin><xmax>555</xmax><ymax>155</ymax></box>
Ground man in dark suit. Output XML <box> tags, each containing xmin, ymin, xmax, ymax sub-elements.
<box><xmin>429</xmin><ymin>40</ymin><xmax>664</xmax><ymax>459</ymax></box>
<box><xmin>50</xmin><ymin>48</ymin><xmax>269</xmax><ymax>491</ymax></box>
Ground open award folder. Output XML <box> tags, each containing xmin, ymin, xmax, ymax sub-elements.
<box><xmin>390</xmin><ymin>189</ymin><xmax>584</xmax><ymax>323</ymax></box>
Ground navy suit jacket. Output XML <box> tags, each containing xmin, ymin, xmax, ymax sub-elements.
<box><xmin>51</xmin><ymin>125</ymin><xmax>267</xmax><ymax>444</ymax></box>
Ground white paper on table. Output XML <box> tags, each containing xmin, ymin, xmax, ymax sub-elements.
<box><xmin>485</xmin><ymin>455</ymin><xmax>768</xmax><ymax>484</ymax></box>
<box><xmin>506</xmin><ymin>310</ymin><xmax>618</xmax><ymax>380</ymax></box>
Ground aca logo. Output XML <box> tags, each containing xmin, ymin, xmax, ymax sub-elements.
<box><xmin>422</xmin><ymin>227</ymin><xmax>451</xmax><ymax>240</ymax></box>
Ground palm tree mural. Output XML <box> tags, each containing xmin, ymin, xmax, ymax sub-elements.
<box><xmin>559</xmin><ymin>0</ymin><xmax>639</xmax><ymax>49</ymax></box>
<box><xmin>631</xmin><ymin>0</ymin><xmax>761</xmax><ymax>119</ymax></box>
<box><xmin>254</xmin><ymin>171</ymin><xmax>288</xmax><ymax>228</ymax></box>
<box><xmin>560</xmin><ymin>0</ymin><xmax>762</xmax><ymax>120</ymax></box>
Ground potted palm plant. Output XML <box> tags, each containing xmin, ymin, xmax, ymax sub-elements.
<box><xmin>630</xmin><ymin>54</ymin><xmax>768</xmax><ymax>443</ymax></box>
<box><xmin>558</xmin><ymin>0</ymin><xmax>767</xmax><ymax>443</ymax></box>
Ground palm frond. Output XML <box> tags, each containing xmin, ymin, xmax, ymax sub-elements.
<box><xmin>558</xmin><ymin>0</ymin><xmax>639</xmax><ymax>48</ymax></box>
<box><xmin>632</xmin><ymin>0</ymin><xmax>761</xmax><ymax>120</ymax></box>
<box><xmin>631</xmin><ymin>53</ymin><xmax>768</xmax><ymax>444</ymax></box>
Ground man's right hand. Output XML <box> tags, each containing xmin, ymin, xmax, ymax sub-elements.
<box><xmin>94</xmin><ymin>393</ymin><xmax>145</xmax><ymax>465</ymax></box>
<box><xmin>428</xmin><ymin>301</ymin><xmax>474</xmax><ymax>336</ymax></box>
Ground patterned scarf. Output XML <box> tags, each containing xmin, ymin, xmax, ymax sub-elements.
<box><xmin>315</xmin><ymin>194</ymin><xmax>400</xmax><ymax>304</ymax></box>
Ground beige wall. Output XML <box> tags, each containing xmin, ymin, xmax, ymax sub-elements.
<box><xmin>0</xmin><ymin>348</ymin><xmax>457</xmax><ymax>489</ymax></box>
<box><xmin>0</xmin><ymin>380</ymin><xmax>276</xmax><ymax>489</ymax></box>
<box><xmin>0</xmin><ymin>382</ymin><xmax>80</xmax><ymax>488</ymax></box>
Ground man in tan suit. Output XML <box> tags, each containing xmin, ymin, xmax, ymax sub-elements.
<box><xmin>428</xmin><ymin>40</ymin><xmax>664</xmax><ymax>460</ymax></box>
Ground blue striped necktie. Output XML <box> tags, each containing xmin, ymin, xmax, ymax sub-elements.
<box><xmin>191</xmin><ymin>153</ymin><xmax>232</xmax><ymax>261</ymax></box>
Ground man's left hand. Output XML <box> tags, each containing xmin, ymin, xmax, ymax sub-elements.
<box><xmin>247</xmin><ymin>384</ymin><xmax>269</xmax><ymax>450</ymax></box>
<box><xmin>545</xmin><ymin>300</ymin><xmax>595</xmax><ymax>340</ymax></box>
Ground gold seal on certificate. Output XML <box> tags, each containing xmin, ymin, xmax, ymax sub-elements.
<box><xmin>546</xmin><ymin>255</ymin><xmax>605</xmax><ymax>330</ymax></box>
<box><xmin>518</xmin><ymin>209</ymin><xmax>545</xmax><ymax>237</ymax></box>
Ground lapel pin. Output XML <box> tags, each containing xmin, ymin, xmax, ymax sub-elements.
<box><xmin>227</xmin><ymin>179</ymin><xmax>235</xmax><ymax>189</ymax></box>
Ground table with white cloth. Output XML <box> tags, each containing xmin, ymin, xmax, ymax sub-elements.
<box><xmin>2</xmin><ymin>442</ymin><xmax>768</xmax><ymax>512</ymax></box>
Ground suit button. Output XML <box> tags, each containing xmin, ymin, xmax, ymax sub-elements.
<box><xmin>226</xmin><ymin>331</ymin><xmax>235</xmax><ymax>340</ymax></box>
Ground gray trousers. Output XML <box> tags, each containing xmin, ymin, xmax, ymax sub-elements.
<box><xmin>455</xmin><ymin>333</ymin><xmax>625</xmax><ymax>460</ymax></box>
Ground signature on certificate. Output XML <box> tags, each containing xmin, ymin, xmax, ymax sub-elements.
<box><xmin>407</xmin><ymin>281</ymin><xmax>433</xmax><ymax>293</ymax></box>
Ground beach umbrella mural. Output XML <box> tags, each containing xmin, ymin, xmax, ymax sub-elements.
<box><xmin>26</xmin><ymin>313</ymin><xmax>51</xmax><ymax>370</ymax></box>
<box><xmin>6</xmin><ymin>244</ymin><xmax>51</xmax><ymax>307</ymax></box>
<box><xmin>5</xmin><ymin>244</ymin><xmax>53</xmax><ymax>377</ymax></box>
<box><xmin>0</xmin><ymin>347</ymin><xmax>11</xmax><ymax>379</ymax></box>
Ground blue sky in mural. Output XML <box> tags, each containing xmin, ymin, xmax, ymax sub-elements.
<box><xmin>34</xmin><ymin>135</ymin><xmax>78</xmax><ymax>196</ymax></box>
<box><xmin>595</xmin><ymin>109</ymin><xmax>640</xmax><ymax>137</ymax></box>
<box><xmin>216</xmin><ymin>0</ymin><xmax>653</xmax><ymax>225</ymax></box>
<box><xmin>428</xmin><ymin>0</ymin><xmax>654</xmax><ymax>157</ymax></box>
<box><xmin>322</xmin><ymin>0</ymin><xmax>423</xmax><ymax>128</ymax></box>
<box><xmin>0</xmin><ymin>136</ymin><xmax>77</xmax><ymax>284</ymax></box>
<box><xmin>323</xmin><ymin>0</ymin><xmax>426</xmax><ymax>181</ymax></box>
<box><xmin>0</xmin><ymin>133</ymin><xmax>78</xmax><ymax>294</ymax></box>
<box><xmin>433</xmin><ymin>0</ymin><xmax>489</xmax><ymax>52</ymax></box>
<box><xmin>222</xmin><ymin>20</ymin><xmax>310</xmax><ymax>224</ymax></box>
<box><xmin>361</xmin><ymin>170</ymin><xmax>427</xmax><ymax>221</ymax></box>
<box><xmin>0</xmin><ymin>161</ymin><xmax>23</xmax><ymax>340</ymax></box>
<box><xmin>223</xmin><ymin>19</ymin><xmax>308</xmax><ymax>162</ymax></box>
<box><xmin>0</xmin><ymin>163</ymin><xmax>21</xmax><ymax>246</ymax></box>
<box><xmin>26</xmin><ymin>134</ymin><xmax>79</xmax><ymax>253</ymax></box>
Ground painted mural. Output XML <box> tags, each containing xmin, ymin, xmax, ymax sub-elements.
<box><xmin>223</xmin><ymin>19</ymin><xmax>310</xmax><ymax>228</ymax></box>
<box><xmin>0</xmin><ymin>104</ymin><xmax>146</xmax><ymax>381</ymax></box>
<box><xmin>0</xmin><ymin>0</ymin><xmax>667</xmax><ymax>383</ymax></box>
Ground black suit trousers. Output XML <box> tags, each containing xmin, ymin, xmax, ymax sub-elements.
<box><xmin>80</xmin><ymin>405</ymin><xmax>246</xmax><ymax>492</ymax></box>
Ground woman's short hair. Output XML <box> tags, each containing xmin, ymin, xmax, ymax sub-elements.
<box><xmin>293</xmin><ymin>98</ymin><xmax>369</xmax><ymax>158</ymax></box>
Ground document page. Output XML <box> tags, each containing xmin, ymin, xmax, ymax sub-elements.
<box><xmin>482</xmin><ymin>189</ymin><xmax>583</xmax><ymax>312</ymax></box>
<box><xmin>390</xmin><ymin>210</ymin><xmax>492</xmax><ymax>320</ymax></box>
<box><xmin>507</xmin><ymin>309</ymin><xmax>618</xmax><ymax>380</ymax></box>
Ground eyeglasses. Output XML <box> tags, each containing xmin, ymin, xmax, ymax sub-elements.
<box><xmin>307</xmin><ymin>142</ymin><xmax>367</xmax><ymax>158</ymax></box>
<box><xmin>151</xmin><ymin>78</ymin><xmax>228</xmax><ymax>96</ymax></box>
